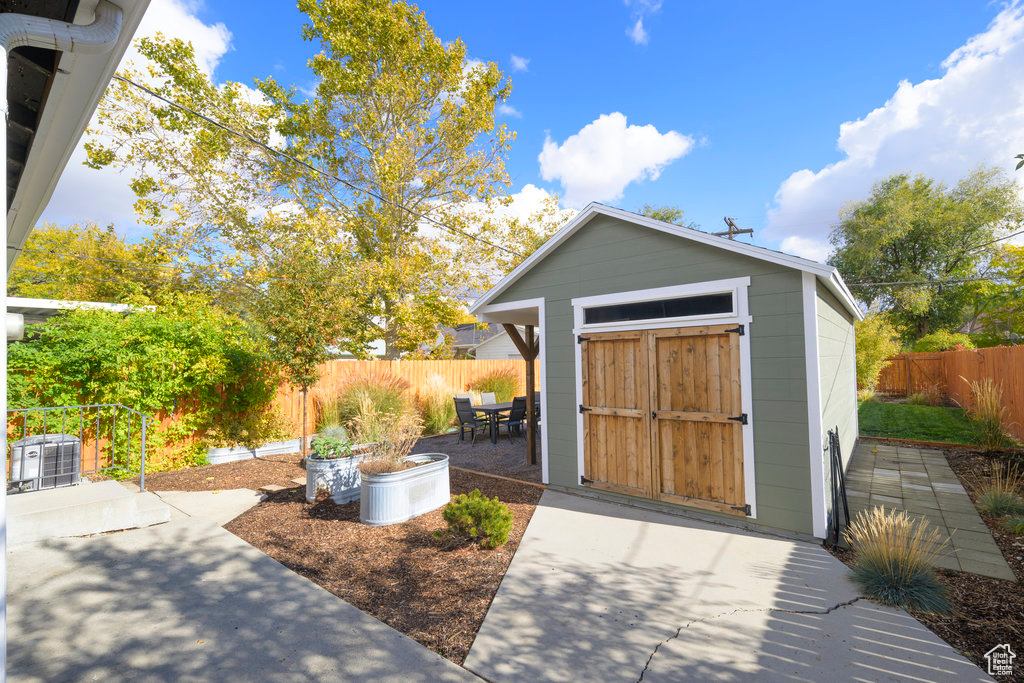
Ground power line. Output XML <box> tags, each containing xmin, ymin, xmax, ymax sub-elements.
<box><xmin>847</xmin><ymin>276</ymin><xmax>999</xmax><ymax>286</ymax></box>
<box><xmin>111</xmin><ymin>74</ymin><xmax>523</xmax><ymax>259</ymax></box>
<box><xmin>9</xmin><ymin>265</ymin><xmax>353</xmax><ymax>290</ymax></box>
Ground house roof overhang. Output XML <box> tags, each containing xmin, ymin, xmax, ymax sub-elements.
<box><xmin>4</xmin><ymin>0</ymin><xmax>150</xmax><ymax>271</ymax></box>
<box><xmin>470</xmin><ymin>203</ymin><xmax>863</xmax><ymax>323</ymax></box>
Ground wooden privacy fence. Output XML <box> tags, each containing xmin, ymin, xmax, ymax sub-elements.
<box><xmin>875</xmin><ymin>346</ymin><xmax>1024</xmax><ymax>441</ymax></box>
<box><xmin>275</xmin><ymin>359</ymin><xmax>540</xmax><ymax>438</ymax></box>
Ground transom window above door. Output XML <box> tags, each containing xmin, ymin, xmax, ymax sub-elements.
<box><xmin>583</xmin><ymin>292</ymin><xmax>734</xmax><ymax>326</ymax></box>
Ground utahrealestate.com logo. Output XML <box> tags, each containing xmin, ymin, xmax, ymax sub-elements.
<box><xmin>985</xmin><ymin>644</ymin><xmax>1016</xmax><ymax>677</ymax></box>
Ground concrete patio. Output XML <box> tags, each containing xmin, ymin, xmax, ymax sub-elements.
<box><xmin>465</xmin><ymin>490</ymin><xmax>989</xmax><ymax>682</ymax></box>
<box><xmin>7</xmin><ymin>516</ymin><xmax>476</xmax><ymax>682</ymax></box>
<box><xmin>844</xmin><ymin>441</ymin><xmax>1014</xmax><ymax>581</ymax></box>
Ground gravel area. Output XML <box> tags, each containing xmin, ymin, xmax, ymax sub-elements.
<box><xmin>225</xmin><ymin>468</ymin><xmax>542</xmax><ymax>665</ymax></box>
<box><xmin>416</xmin><ymin>431</ymin><xmax>541</xmax><ymax>483</ymax></box>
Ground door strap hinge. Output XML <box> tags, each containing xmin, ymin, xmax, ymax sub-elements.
<box><xmin>725</xmin><ymin>324</ymin><xmax>745</xmax><ymax>336</ymax></box>
<box><xmin>731</xmin><ymin>503</ymin><xmax>751</xmax><ymax>515</ymax></box>
<box><xmin>577</xmin><ymin>335</ymin><xmax>590</xmax><ymax>344</ymax></box>
<box><xmin>579</xmin><ymin>404</ymin><xmax>592</xmax><ymax>413</ymax></box>
<box><xmin>581</xmin><ymin>475</ymin><xmax>594</xmax><ymax>485</ymax></box>
<box><xmin>651</xmin><ymin>410</ymin><xmax>657</xmax><ymax>420</ymax></box>
<box><xmin>728</xmin><ymin>413</ymin><xmax>748</xmax><ymax>425</ymax></box>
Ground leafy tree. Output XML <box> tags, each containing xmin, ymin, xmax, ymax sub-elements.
<box><xmin>639</xmin><ymin>204</ymin><xmax>699</xmax><ymax>229</ymax></box>
<box><xmin>249</xmin><ymin>219</ymin><xmax>359</xmax><ymax>457</ymax></box>
<box><xmin>9</xmin><ymin>222</ymin><xmax>177</xmax><ymax>303</ymax></box>
<box><xmin>829</xmin><ymin>168</ymin><xmax>1023</xmax><ymax>340</ymax></box>
<box><xmin>855</xmin><ymin>314</ymin><xmax>901</xmax><ymax>391</ymax></box>
<box><xmin>258</xmin><ymin>0</ymin><xmax>515</xmax><ymax>357</ymax></box>
<box><xmin>968</xmin><ymin>244</ymin><xmax>1024</xmax><ymax>345</ymax></box>
<box><xmin>911</xmin><ymin>331</ymin><xmax>975</xmax><ymax>353</ymax></box>
<box><xmin>7</xmin><ymin>294</ymin><xmax>282</xmax><ymax>469</ymax></box>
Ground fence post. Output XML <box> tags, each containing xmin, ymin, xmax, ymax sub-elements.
<box><xmin>139</xmin><ymin>416</ymin><xmax>147</xmax><ymax>491</ymax></box>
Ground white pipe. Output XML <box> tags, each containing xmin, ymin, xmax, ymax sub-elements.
<box><xmin>0</xmin><ymin>1</ymin><xmax>123</xmax><ymax>55</ymax></box>
<box><xmin>0</xmin><ymin>3</ymin><xmax>124</xmax><ymax>677</ymax></box>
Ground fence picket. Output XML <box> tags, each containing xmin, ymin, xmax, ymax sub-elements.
<box><xmin>874</xmin><ymin>347</ymin><xmax>1024</xmax><ymax>441</ymax></box>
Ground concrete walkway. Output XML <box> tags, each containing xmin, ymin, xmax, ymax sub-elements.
<box><xmin>844</xmin><ymin>441</ymin><xmax>1014</xmax><ymax>580</ymax></box>
<box><xmin>8</xmin><ymin>517</ymin><xmax>476</xmax><ymax>682</ymax></box>
<box><xmin>152</xmin><ymin>488</ymin><xmax>266</xmax><ymax>526</ymax></box>
<box><xmin>464</xmin><ymin>490</ymin><xmax>988</xmax><ymax>682</ymax></box>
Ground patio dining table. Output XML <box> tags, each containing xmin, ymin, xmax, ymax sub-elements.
<box><xmin>472</xmin><ymin>402</ymin><xmax>512</xmax><ymax>445</ymax></box>
<box><xmin>472</xmin><ymin>400</ymin><xmax>542</xmax><ymax>445</ymax></box>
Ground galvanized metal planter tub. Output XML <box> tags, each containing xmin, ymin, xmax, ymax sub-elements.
<box><xmin>359</xmin><ymin>453</ymin><xmax>450</xmax><ymax>526</ymax></box>
<box><xmin>305</xmin><ymin>453</ymin><xmax>364</xmax><ymax>504</ymax></box>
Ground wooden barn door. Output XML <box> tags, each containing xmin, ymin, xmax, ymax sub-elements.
<box><xmin>649</xmin><ymin>325</ymin><xmax>747</xmax><ymax>515</ymax></box>
<box><xmin>580</xmin><ymin>331</ymin><xmax>652</xmax><ymax>498</ymax></box>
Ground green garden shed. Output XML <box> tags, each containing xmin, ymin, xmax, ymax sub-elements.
<box><xmin>470</xmin><ymin>204</ymin><xmax>863</xmax><ymax>538</ymax></box>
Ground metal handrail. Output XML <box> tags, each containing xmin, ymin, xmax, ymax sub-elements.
<box><xmin>6</xmin><ymin>403</ymin><xmax>152</xmax><ymax>492</ymax></box>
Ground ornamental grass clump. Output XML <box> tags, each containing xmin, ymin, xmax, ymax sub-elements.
<box><xmin>974</xmin><ymin>465</ymin><xmax>1024</xmax><ymax>517</ymax></box>
<box><xmin>1000</xmin><ymin>514</ymin><xmax>1024</xmax><ymax>534</ymax></box>
<box><xmin>436</xmin><ymin>489</ymin><xmax>513</xmax><ymax>549</ymax></box>
<box><xmin>419</xmin><ymin>373</ymin><xmax>456</xmax><ymax>435</ymax></box>
<box><xmin>844</xmin><ymin>507</ymin><xmax>950</xmax><ymax>614</ymax></box>
<box><xmin>316</xmin><ymin>371</ymin><xmax>411</xmax><ymax>437</ymax></box>
<box><xmin>468</xmin><ymin>367</ymin><xmax>520</xmax><ymax>403</ymax></box>
<box><xmin>963</xmin><ymin>377</ymin><xmax>1015</xmax><ymax>452</ymax></box>
<box><xmin>356</xmin><ymin>409</ymin><xmax>422</xmax><ymax>476</ymax></box>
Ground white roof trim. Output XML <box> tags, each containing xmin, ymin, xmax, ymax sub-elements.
<box><xmin>470</xmin><ymin>203</ymin><xmax>863</xmax><ymax>321</ymax></box>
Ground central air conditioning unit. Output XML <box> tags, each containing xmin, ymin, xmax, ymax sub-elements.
<box><xmin>9</xmin><ymin>434</ymin><xmax>82</xmax><ymax>492</ymax></box>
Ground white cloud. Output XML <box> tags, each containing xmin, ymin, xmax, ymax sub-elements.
<box><xmin>626</xmin><ymin>19</ymin><xmax>648</xmax><ymax>45</ymax></box>
<box><xmin>538</xmin><ymin>112</ymin><xmax>695</xmax><ymax>207</ymax></box>
<box><xmin>498</xmin><ymin>103</ymin><xmax>522</xmax><ymax>118</ymax></box>
<box><xmin>39</xmin><ymin>0</ymin><xmax>235</xmax><ymax>234</ymax></box>
<box><xmin>765</xmin><ymin>3</ymin><xmax>1024</xmax><ymax>258</ymax></box>
<box><xmin>780</xmin><ymin>235</ymin><xmax>831</xmax><ymax>263</ymax></box>
<box><xmin>510</xmin><ymin>54</ymin><xmax>530</xmax><ymax>72</ymax></box>
<box><xmin>625</xmin><ymin>0</ymin><xmax>661</xmax><ymax>44</ymax></box>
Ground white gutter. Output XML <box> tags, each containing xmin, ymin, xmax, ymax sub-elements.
<box><xmin>0</xmin><ymin>1</ymin><xmax>124</xmax><ymax>675</ymax></box>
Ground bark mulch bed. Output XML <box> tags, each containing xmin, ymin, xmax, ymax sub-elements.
<box><xmin>136</xmin><ymin>451</ymin><xmax>307</xmax><ymax>491</ymax></box>
<box><xmin>831</xmin><ymin>438</ymin><xmax>1024</xmax><ymax>680</ymax></box>
<box><xmin>224</xmin><ymin>467</ymin><xmax>542</xmax><ymax>665</ymax></box>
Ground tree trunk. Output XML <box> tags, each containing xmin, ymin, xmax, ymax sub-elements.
<box><xmin>302</xmin><ymin>385</ymin><xmax>308</xmax><ymax>458</ymax></box>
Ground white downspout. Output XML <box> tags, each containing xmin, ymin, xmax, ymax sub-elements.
<box><xmin>0</xmin><ymin>2</ymin><xmax>123</xmax><ymax>678</ymax></box>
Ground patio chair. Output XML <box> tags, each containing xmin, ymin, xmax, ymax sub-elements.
<box><xmin>502</xmin><ymin>396</ymin><xmax>529</xmax><ymax>442</ymax></box>
<box><xmin>479</xmin><ymin>392</ymin><xmax>497</xmax><ymax>405</ymax></box>
<box><xmin>454</xmin><ymin>397</ymin><xmax>489</xmax><ymax>445</ymax></box>
<box><xmin>455</xmin><ymin>392</ymin><xmax>475</xmax><ymax>403</ymax></box>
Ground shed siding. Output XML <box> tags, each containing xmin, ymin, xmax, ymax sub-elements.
<box><xmin>491</xmin><ymin>214</ymin><xmax>815</xmax><ymax>535</ymax></box>
<box><xmin>816</xmin><ymin>282</ymin><xmax>858</xmax><ymax>527</ymax></box>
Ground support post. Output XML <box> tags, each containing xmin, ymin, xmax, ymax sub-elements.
<box><xmin>525</xmin><ymin>325</ymin><xmax>536</xmax><ymax>465</ymax></box>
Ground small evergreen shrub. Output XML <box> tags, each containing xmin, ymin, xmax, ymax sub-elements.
<box><xmin>468</xmin><ymin>367</ymin><xmax>520</xmax><ymax>403</ymax></box>
<box><xmin>844</xmin><ymin>507</ymin><xmax>950</xmax><ymax>614</ymax></box>
<box><xmin>911</xmin><ymin>331</ymin><xmax>975</xmax><ymax>353</ymax></box>
<box><xmin>437</xmin><ymin>489</ymin><xmax>513</xmax><ymax>549</ymax></box>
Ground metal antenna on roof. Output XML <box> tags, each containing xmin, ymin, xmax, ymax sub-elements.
<box><xmin>713</xmin><ymin>217</ymin><xmax>754</xmax><ymax>240</ymax></box>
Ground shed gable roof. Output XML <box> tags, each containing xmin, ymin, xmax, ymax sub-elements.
<box><xmin>470</xmin><ymin>203</ymin><xmax>862</xmax><ymax>320</ymax></box>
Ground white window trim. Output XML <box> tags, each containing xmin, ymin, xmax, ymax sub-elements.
<box><xmin>572</xmin><ymin>277</ymin><xmax>758</xmax><ymax>519</ymax></box>
<box><xmin>803</xmin><ymin>272</ymin><xmax>828</xmax><ymax>539</ymax></box>
<box><xmin>473</xmin><ymin>297</ymin><xmax>549</xmax><ymax>484</ymax></box>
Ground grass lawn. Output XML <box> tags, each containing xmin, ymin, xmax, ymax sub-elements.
<box><xmin>858</xmin><ymin>400</ymin><xmax>981</xmax><ymax>445</ymax></box>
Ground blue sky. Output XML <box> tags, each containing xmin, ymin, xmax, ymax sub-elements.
<box><xmin>42</xmin><ymin>0</ymin><xmax>1024</xmax><ymax>262</ymax></box>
